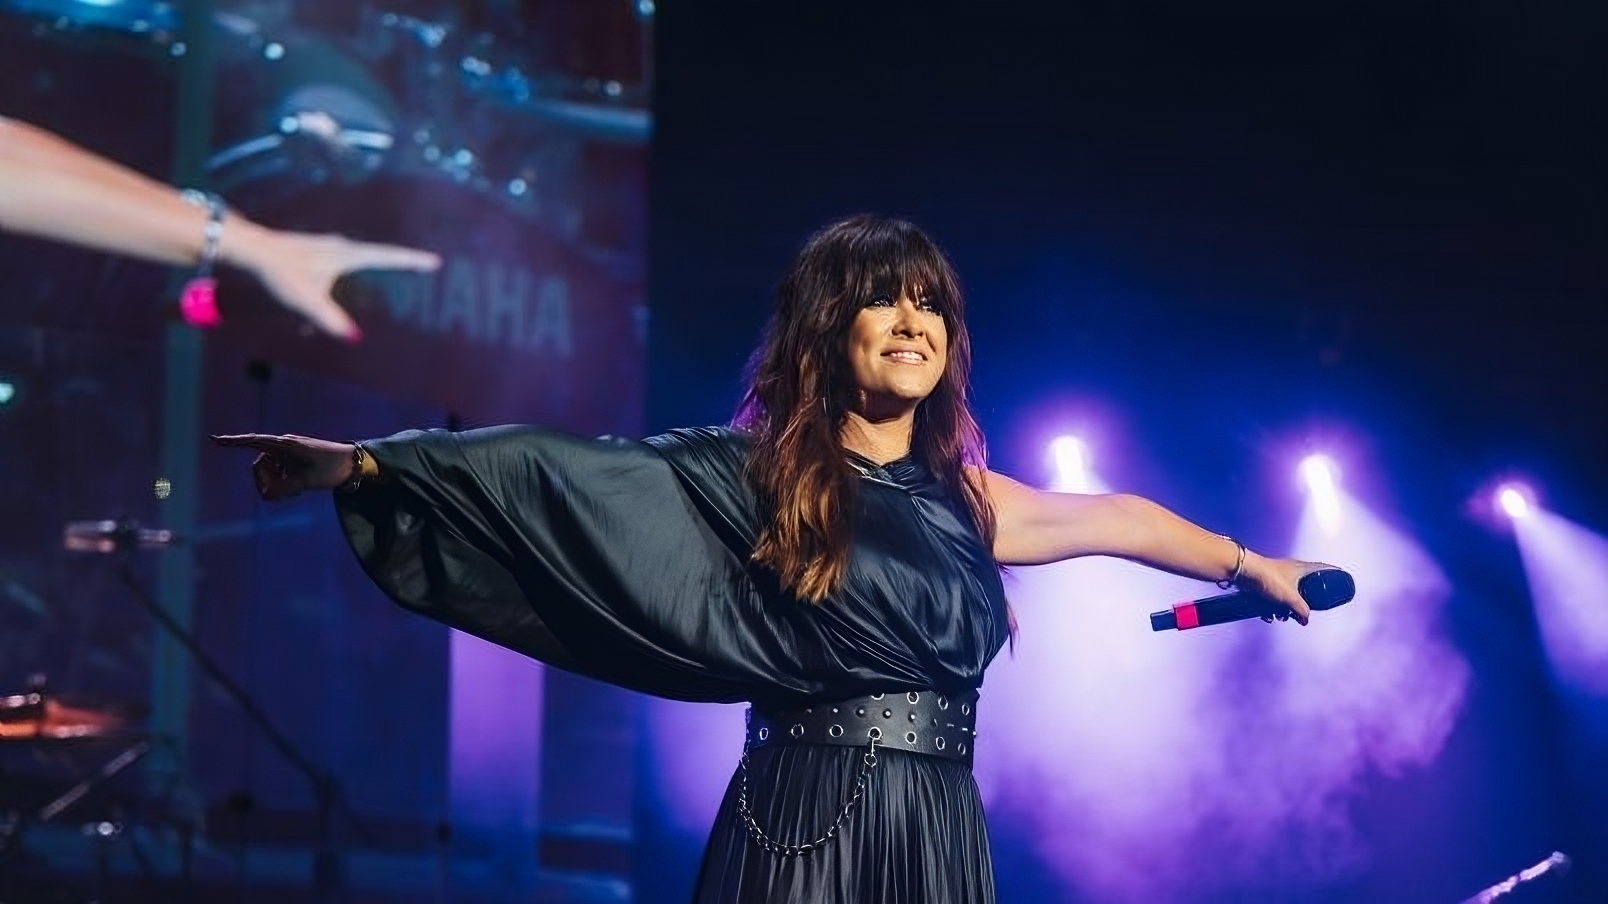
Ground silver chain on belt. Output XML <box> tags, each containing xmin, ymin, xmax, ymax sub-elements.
<box><xmin>735</xmin><ymin>728</ymin><xmax>879</xmax><ymax>857</ymax></box>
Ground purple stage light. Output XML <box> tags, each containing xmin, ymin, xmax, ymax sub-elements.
<box><xmin>1512</xmin><ymin>510</ymin><xmax>1608</xmax><ymax>696</ymax></box>
<box><xmin>448</xmin><ymin>630</ymin><xmax>544</xmax><ymax>863</ymax></box>
<box><xmin>644</xmin><ymin>699</ymin><xmax>745</xmax><ymax>834</ymax></box>
<box><xmin>1299</xmin><ymin>453</ymin><xmax>1338</xmax><ymax>492</ymax></box>
<box><xmin>1049</xmin><ymin>435</ymin><xmax>1093</xmax><ymax>493</ymax></box>
<box><xmin>1497</xmin><ymin>484</ymin><xmax>1534</xmax><ymax>519</ymax></box>
<box><xmin>1277</xmin><ymin>488</ymin><xmax>1469</xmax><ymax>885</ymax></box>
<box><xmin>975</xmin><ymin>556</ymin><xmax>1217</xmax><ymax>901</ymax></box>
<box><xmin>1300</xmin><ymin>454</ymin><xmax>1342</xmax><ymax>532</ymax></box>
<box><xmin>974</xmin><ymin>460</ymin><xmax>1468</xmax><ymax>903</ymax></box>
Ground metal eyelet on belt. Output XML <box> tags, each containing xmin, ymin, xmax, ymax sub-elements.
<box><xmin>907</xmin><ymin>691</ymin><xmax>920</xmax><ymax>704</ymax></box>
<box><xmin>828</xmin><ymin>724</ymin><xmax>844</xmax><ymax>738</ymax></box>
<box><xmin>867</xmin><ymin>727</ymin><xmax>882</xmax><ymax>741</ymax></box>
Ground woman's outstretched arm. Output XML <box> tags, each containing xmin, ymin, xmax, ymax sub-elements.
<box><xmin>0</xmin><ymin>116</ymin><xmax>440</xmax><ymax>338</ymax></box>
<box><xmin>982</xmin><ymin>469</ymin><xmax>1322</xmax><ymax>623</ymax></box>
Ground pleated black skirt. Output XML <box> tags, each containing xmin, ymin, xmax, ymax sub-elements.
<box><xmin>694</xmin><ymin>744</ymin><xmax>995</xmax><ymax>903</ymax></box>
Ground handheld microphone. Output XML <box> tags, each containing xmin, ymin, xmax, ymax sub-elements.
<box><xmin>1150</xmin><ymin>568</ymin><xmax>1354</xmax><ymax>631</ymax></box>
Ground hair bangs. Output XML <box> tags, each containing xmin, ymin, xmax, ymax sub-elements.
<box><xmin>839</xmin><ymin>221</ymin><xmax>961</xmax><ymax>318</ymax></box>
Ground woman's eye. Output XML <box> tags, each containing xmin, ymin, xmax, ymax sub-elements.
<box><xmin>863</xmin><ymin>293</ymin><xmax>942</xmax><ymax>313</ymax></box>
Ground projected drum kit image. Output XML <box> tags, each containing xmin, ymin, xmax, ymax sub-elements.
<box><xmin>0</xmin><ymin>682</ymin><xmax>131</xmax><ymax>742</ymax></box>
<box><xmin>0</xmin><ymin>0</ymin><xmax>649</xmax><ymax>898</ymax></box>
<box><xmin>1</xmin><ymin>0</ymin><xmax>650</xmax><ymax>238</ymax></box>
<box><xmin>0</xmin><ymin>676</ymin><xmax>171</xmax><ymax>896</ymax></box>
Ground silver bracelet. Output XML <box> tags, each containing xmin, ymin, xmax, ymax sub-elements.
<box><xmin>338</xmin><ymin>443</ymin><xmax>370</xmax><ymax>494</ymax></box>
<box><xmin>1216</xmin><ymin>538</ymin><xmax>1246</xmax><ymax>590</ymax></box>
<box><xmin>179</xmin><ymin>188</ymin><xmax>225</xmax><ymax>277</ymax></box>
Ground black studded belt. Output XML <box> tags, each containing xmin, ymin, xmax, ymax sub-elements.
<box><xmin>746</xmin><ymin>689</ymin><xmax>979</xmax><ymax>766</ymax></box>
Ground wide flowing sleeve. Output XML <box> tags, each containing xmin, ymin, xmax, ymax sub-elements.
<box><xmin>333</xmin><ymin>424</ymin><xmax>820</xmax><ymax>703</ymax></box>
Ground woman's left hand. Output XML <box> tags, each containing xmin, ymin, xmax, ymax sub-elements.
<box><xmin>1238</xmin><ymin>554</ymin><xmax>1335</xmax><ymax>626</ymax></box>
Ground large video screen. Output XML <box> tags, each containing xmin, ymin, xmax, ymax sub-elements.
<box><xmin>0</xmin><ymin>2</ymin><xmax>649</xmax><ymax>899</ymax></box>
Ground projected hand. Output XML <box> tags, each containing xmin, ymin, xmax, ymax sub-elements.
<box><xmin>0</xmin><ymin>117</ymin><xmax>440</xmax><ymax>340</ymax></box>
<box><xmin>210</xmin><ymin>433</ymin><xmax>356</xmax><ymax>501</ymax></box>
<box><xmin>1241</xmin><ymin>555</ymin><xmax>1331</xmax><ymax>626</ymax></box>
<box><xmin>234</xmin><ymin>229</ymin><xmax>441</xmax><ymax>342</ymax></box>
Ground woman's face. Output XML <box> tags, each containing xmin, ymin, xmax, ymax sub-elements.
<box><xmin>845</xmin><ymin>287</ymin><xmax>949</xmax><ymax>416</ymax></box>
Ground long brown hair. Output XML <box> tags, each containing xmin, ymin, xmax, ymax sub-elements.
<box><xmin>734</xmin><ymin>215</ymin><xmax>995</xmax><ymax>602</ymax></box>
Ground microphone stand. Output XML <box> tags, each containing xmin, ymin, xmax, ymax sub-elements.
<box><xmin>1458</xmin><ymin>851</ymin><xmax>1571</xmax><ymax>903</ymax></box>
<box><xmin>112</xmin><ymin>553</ymin><xmax>347</xmax><ymax>903</ymax></box>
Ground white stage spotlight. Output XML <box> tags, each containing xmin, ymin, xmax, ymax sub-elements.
<box><xmin>1497</xmin><ymin>484</ymin><xmax>1534</xmax><ymax>520</ymax></box>
<box><xmin>1300</xmin><ymin>454</ymin><xmax>1342</xmax><ymax>533</ymax></box>
<box><xmin>1049</xmin><ymin>435</ymin><xmax>1093</xmax><ymax>493</ymax></box>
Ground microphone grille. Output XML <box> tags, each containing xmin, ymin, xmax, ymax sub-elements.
<box><xmin>1298</xmin><ymin>569</ymin><xmax>1356</xmax><ymax>611</ymax></box>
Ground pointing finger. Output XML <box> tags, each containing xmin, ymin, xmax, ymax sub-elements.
<box><xmin>211</xmin><ymin>433</ymin><xmax>295</xmax><ymax>449</ymax></box>
<box><xmin>344</xmin><ymin>243</ymin><xmax>442</xmax><ymax>273</ymax></box>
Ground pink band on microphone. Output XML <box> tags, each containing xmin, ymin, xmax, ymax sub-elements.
<box><xmin>1173</xmin><ymin>601</ymin><xmax>1200</xmax><ymax>630</ymax></box>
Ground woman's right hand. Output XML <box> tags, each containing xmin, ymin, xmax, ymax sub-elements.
<box><xmin>211</xmin><ymin>433</ymin><xmax>356</xmax><ymax>501</ymax></box>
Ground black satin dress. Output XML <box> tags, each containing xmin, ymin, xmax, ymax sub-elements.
<box><xmin>334</xmin><ymin>425</ymin><xmax>1012</xmax><ymax>903</ymax></box>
